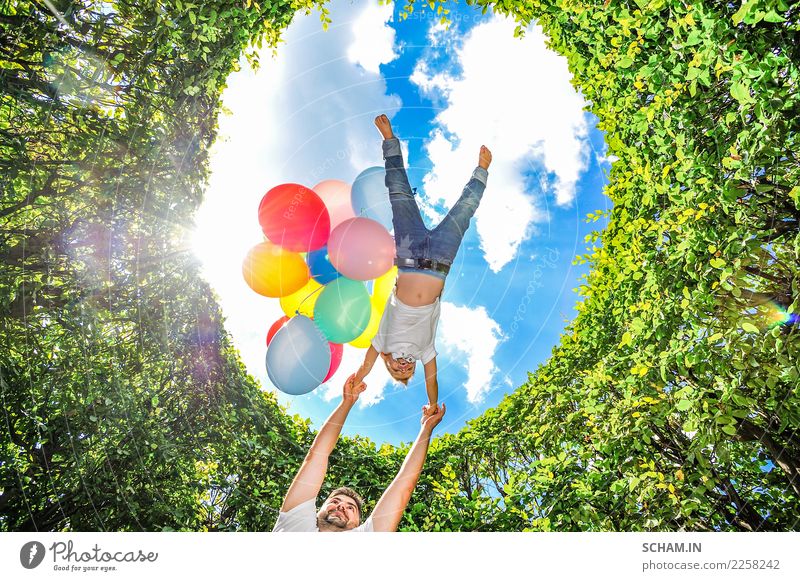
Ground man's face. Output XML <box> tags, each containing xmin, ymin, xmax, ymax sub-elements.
<box><xmin>317</xmin><ymin>494</ymin><xmax>360</xmax><ymax>531</ymax></box>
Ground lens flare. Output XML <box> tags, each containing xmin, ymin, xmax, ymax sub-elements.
<box><xmin>765</xmin><ymin>301</ymin><xmax>797</xmax><ymax>328</ymax></box>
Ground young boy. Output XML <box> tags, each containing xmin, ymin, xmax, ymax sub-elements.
<box><xmin>352</xmin><ymin>114</ymin><xmax>492</xmax><ymax>413</ymax></box>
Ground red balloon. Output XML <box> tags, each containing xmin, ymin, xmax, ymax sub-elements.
<box><xmin>258</xmin><ymin>183</ymin><xmax>330</xmax><ymax>252</ymax></box>
<box><xmin>323</xmin><ymin>342</ymin><xmax>343</xmax><ymax>382</ymax></box>
<box><xmin>266</xmin><ymin>315</ymin><xmax>291</xmax><ymax>346</ymax></box>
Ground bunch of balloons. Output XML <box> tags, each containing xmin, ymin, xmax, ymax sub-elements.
<box><xmin>242</xmin><ymin>173</ymin><xmax>398</xmax><ymax>396</ymax></box>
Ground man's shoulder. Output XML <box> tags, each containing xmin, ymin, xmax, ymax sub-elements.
<box><xmin>272</xmin><ymin>498</ymin><xmax>318</xmax><ymax>532</ymax></box>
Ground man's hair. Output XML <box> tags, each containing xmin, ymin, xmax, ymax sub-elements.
<box><xmin>324</xmin><ymin>486</ymin><xmax>364</xmax><ymax>518</ymax></box>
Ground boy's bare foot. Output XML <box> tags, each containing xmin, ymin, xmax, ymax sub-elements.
<box><xmin>478</xmin><ymin>145</ymin><xmax>492</xmax><ymax>170</ymax></box>
<box><xmin>374</xmin><ymin>114</ymin><xmax>394</xmax><ymax>140</ymax></box>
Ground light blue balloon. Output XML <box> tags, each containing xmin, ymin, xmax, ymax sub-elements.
<box><xmin>266</xmin><ymin>315</ymin><xmax>330</xmax><ymax>395</ymax></box>
<box><xmin>351</xmin><ymin>166</ymin><xmax>393</xmax><ymax>232</ymax></box>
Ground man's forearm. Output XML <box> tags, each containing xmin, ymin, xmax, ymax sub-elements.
<box><xmin>369</xmin><ymin>426</ymin><xmax>433</xmax><ymax>531</ymax></box>
<box><xmin>395</xmin><ymin>427</ymin><xmax>432</xmax><ymax>488</ymax></box>
<box><xmin>308</xmin><ymin>400</ymin><xmax>354</xmax><ymax>457</ymax></box>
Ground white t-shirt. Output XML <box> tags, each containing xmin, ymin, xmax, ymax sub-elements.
<box><xmin>371</xmin><ymin>291</ymin><xmax>440</xmax><ymax>364</ymax></box>
<box><xmin>272</xmin><ymin>498</ymin><xmax>374</xmax><ymax>532</ymax></box>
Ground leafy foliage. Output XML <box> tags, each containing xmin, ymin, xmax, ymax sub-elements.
<box><xmin>0</xmin><ymin>0</ymin><xmax>330</xmax><ymax>531</ymax></box>
<box><xmin>2</xmin><ymin>0</ymin><xmax>798</xmax><ymax>532</ymax></box>
<box><xmin>400</xmin><ymin>0</ymin><xmax>800</xmax><ymax>531</ymax></box>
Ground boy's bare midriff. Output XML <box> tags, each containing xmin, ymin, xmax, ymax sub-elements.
<box><xmin>395</xmin><ymin>272</ymin><xmax>445</xmax><ymax>307</ymax></box>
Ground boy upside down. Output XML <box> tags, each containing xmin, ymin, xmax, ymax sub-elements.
<box><xmin>352</xmin><ymin>114</ymin><xmax>492</xmax><ymax>415</ymax></box>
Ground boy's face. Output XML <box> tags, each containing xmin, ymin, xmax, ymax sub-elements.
<box><xmin>381</xmin><ymin>353</ymin><xmax>415</xmax><ymax>381</ymax></box>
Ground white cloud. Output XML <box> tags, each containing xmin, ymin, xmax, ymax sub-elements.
<box><xmin>347</xmin><ymin>1</ymin><xmax>398</xmax><ymax>73</ymax></box>
<box><xmin>409</xmin><ymin>60</ymin><xmax>452</xmax><ymax>97</ymax></box>
<box><xmin>410</xmin><ymin>16</ymin><xmax>590</xmax><ymax>272</ymax></box>
<box><xmin>438</xmin><ymin>302</ymin><xmax>504</xmax><ymax>404</ymax></box>
<box><xmin>193</xmin><ymin>0</ymin><xmax>402</xmax><ymax>404</ymax></box>
<box><xmin>428</xmin><ymin>20</ymin><xmax>449</xmax><ymax>43</ymax></box>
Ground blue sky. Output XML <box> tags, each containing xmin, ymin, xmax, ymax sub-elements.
<box><xmin>192</xmin><ymin>0</ymin><xmax>613</xmax><ymax>445</ymax></box>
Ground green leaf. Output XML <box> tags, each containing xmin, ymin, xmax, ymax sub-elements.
<box><xmin>740</xmin><ymin>322</ymin><xmax>759</xmax><ymax>333</ymax></box>
<box><xmin>676</xmin><ymin>400</ymin><xmax>692</xmax><ymax>411</ymax></box>
<box><xmin>763</xmin><ymin>10</ymin><xmax>786</xmax><ymax>23</ymax></box>
<box><xmin>732</xmin><ymin>0</ymin><xmax>755</xmax><ymax>25</ymax></box>
<box><xmin>730</xmin><ymin>81</ymin><xmax>753</xmax><ymax>104</ymax></box>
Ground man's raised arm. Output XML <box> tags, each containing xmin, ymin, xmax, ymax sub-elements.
<box><xmin>280</xmin><ymin>375</ymin><xmax>365</xmax><ymax>512</ymax></box>
<box><xmin>369</xmin><ymin>403</ymin><xmax>446</xmax><ymax>532</ymax></box>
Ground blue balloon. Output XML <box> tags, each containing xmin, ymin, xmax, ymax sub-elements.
<box><xmin>266</xmin><ymin>315</ymin><xmax>330</xmax><ymax>395</ymax></box>
<box><xmin>307</xmin><ymin>247</ymin><xmax>342</xmax><ymax>285</ymax></box>
<box><xmin>351</xmin><ymin>166</ymin><xmax>393</xmax><ymax>232</ymax></box>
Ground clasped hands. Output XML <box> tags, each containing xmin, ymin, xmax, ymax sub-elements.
<box><xmin>342</xmin><ymin>375</ymin><xmax>445</xmax><ymax>431</ymax></box>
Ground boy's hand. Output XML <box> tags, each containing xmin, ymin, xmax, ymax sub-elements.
<box><xmin>343</xmin><ymin>374</ymin><xmax>366</xmax><ymax>403</ymax></box>
<box><xmin>422</xmin><ymin>403</ymin><xmax>439</xmax><ymax>417</ymax></box>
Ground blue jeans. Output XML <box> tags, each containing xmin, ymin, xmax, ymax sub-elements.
<box><xmin>383</xmin><ymin>138</ymin><xmax>487</xmax><ymax>280</ymax></box>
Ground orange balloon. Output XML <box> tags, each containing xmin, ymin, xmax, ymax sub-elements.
<box><xmin>242</xmin><ymin>241</ymin><xmax>309</xmax><ymax>297</ymax></box>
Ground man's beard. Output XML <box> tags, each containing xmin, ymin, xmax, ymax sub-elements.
<box><xmin>317</xmin><ymin>509</ymin><xmax>350</xmax><ymax>532</ymax></box>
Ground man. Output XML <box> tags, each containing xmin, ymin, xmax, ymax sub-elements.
<box><xmin>272</xmin><ymin>375</ymin><xmax>446</xmax><ymax>532</ymax></box>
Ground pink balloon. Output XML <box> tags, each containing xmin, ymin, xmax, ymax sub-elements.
<box><xmin>327</xmin><ymin>217</ymin><xmax>395</xmax><ymax>281</ymax></box>
<box><xmin>313</xmin><ymin>180</ymin><xmax>356</xmax><ymax>231</ymax></box>
<box><xmin>323</xmin><ymin>343</ymin><xmax>343</xmax><ymax>382</ymax></box>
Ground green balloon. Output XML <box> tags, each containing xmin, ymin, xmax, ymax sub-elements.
<box><xmin>313</xmin><ymin>278</ymin><xmax>371</xmax><ymax>343</ymax></box>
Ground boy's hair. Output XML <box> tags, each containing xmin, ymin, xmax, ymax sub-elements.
<box><xmin>388</xmin><ymin>369</ymin><xmax>410</xmax><ymax>385</ymax></box>
<box><xmin>324</xmin><ymin>486</ymin><xmax>364</xmax><ymax>518</ymax></box>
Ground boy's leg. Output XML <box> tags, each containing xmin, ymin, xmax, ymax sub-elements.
<box><xmin>383</xmin><ymin>137</ymin><xmax>428</xmax><ymax>260</ymax></box>
<box><xmin>430</xmin><ymin>166</ymin><xmax>488</xmax><ymax>265</ymax></box>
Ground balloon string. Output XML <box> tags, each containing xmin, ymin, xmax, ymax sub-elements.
<box><xmin>295</xmin><ymin>282</ymin><xmax>325</xmax><ymax>315</ymax></box>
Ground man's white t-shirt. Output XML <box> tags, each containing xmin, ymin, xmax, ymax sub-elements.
<box><xmin>371</xmin><ymin>291</ymin><xmax>440</xmax><ymax>364</ymax></box>
<box><xmin>272</xmin><ymin>498</ymin><xmax>374</xmax><ymax>532</ymax></box>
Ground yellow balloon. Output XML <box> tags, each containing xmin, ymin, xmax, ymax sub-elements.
<box><xmin>349</xmin><ymin>304</ymin><xmax>381</xmax><ymax>348</ymax></box>
<box><xmin>242</xmin><ymin>241</ymin><xmax>309</xmax><ymax>298</ymax></box>
<box><xmin>280</xmin><ymin>278</ymin><xmax>323</xmax><ymax>318</ymax></box>
<box><xmin>371</xmin><ymin>265</ymin><xmax>397</xmax><ymax>306</ymax></box>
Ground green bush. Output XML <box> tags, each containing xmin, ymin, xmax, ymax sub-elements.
<box><xmin>2</xmin><ymin>0</ymin><xmax>797</xmax><ymax>531</ymax></box>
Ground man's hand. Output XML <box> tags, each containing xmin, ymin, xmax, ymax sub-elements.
<box><xmin>343</xmin><ymin>374</ymin><xmax>366</xmax><ymax>404</ymax></box>
<box><xmin>420</xmin><ymin>402</ymin><xmax>446</xmax><ymax>434</ymax></box>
